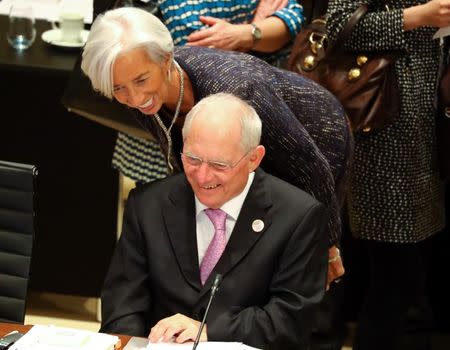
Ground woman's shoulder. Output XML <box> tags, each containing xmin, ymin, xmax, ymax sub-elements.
<box><xmin>174</xmin><ymin>46</ymin><xmax>342</xmax><ymax>105</ymax></box>
<box><xmin>175</xmin><ymin>46</ymin><xmax>272</xmax><ymax>73</ymax></box>
<box><xmin>175</xmin><ymin>46</ymin><xmax>288</xmax><ymax>94</ymax></box>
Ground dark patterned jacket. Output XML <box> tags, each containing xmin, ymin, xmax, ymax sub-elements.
<box><xmin>326</xmin><ymin>0</ymin><xmax>445</xmax><ymax>242</ymax></box>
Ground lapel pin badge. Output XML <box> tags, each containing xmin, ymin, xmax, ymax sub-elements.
<box><xmin>252</xmin><ymin>219</ymin><xmax>264</xmax><ymax>233</ymax></box>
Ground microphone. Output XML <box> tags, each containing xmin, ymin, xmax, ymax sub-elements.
<box><xmin>192</xmin><ymin>274</ymin><xmax>222</xmax><ymax>350</ymax></box>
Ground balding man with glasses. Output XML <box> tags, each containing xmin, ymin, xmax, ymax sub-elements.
<box><xmin>100</xmin><ymin>93</ymin><xmax>329</xmax><ymax>350</ymax></box>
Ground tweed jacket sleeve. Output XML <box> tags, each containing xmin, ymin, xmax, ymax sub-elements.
<box><xmin>326</xmin><ymin>0</ymin><xmax>408</xmax><ymax>52</ymax></box>
<box><xmin>271</xmin><ymin>0</ymin><xmax>305</xmax><ymax>37</ymax></box>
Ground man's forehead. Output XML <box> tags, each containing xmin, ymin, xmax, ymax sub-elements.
<box><xmin>193</xmin><ymin>108</ymin><xmax>240</xmax><ymax>130</ymax></box>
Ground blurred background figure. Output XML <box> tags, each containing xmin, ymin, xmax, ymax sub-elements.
<box><xmin>326</xmin><ymin>0</ymin><xmax>449</xmax><ymax>349</ymax></box>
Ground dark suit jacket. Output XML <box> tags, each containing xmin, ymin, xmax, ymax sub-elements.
<box><xmin>100</xmin><ymin>169</ymin><xmax>328</xmax><ymax>349</ymax></box>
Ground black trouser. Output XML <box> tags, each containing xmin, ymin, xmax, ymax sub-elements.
<box><xmin>309</xmin><ymin>282</ymin><xmax>347</xmax><ymax>350</ymax></box>
<box><xmin>353</xmin><ymin>239</ymin><xmax>433</xmax><ymax>350</ymax></box>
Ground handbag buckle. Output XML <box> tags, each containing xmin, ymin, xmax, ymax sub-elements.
<box><xmin>301</xmin><ymin>32</ymin><xmax>327</xmax><ymax>71</ymax></box>
<box><xmin>309</xmin><ymin>32</ymin><xmax>327</xmax><ymax>58</ymax></box>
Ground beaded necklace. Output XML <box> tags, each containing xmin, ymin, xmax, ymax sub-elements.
<box><xmin>153</xmin><ymin>60</ymin><xmax>184</xmax><ymax>173</ymax></box>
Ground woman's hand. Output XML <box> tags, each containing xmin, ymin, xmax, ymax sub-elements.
<box><xmin>253</xmin><ymin>0</ymin><xmax>288</xmax><ymax>22</ymax></box>
<box><xmin>148</xmin><ymin>313</ymin><xmax>207</xmax><ymax>344</ymax></box>
<box><xmin>187</xmin><ymin>16</ymin><xmax>253</xmax><ymax>51</ymax></box>
<box><xmin>327</xmin><ymin>245</ymin><xmax>344</xmax><ymax>290</ymax></box>
<box><xmin>404</xmin><ymin>0</ymin><xmax>450</xmax><ymax>30</ymax></box>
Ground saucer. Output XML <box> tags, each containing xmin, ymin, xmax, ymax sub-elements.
<box><xmin>41</xmin><ymin>29</ymin><xmax>89</xmax><ymax>48</ymax></box>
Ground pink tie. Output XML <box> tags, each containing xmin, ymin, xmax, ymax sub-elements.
<box><xmin>200</xmin><ymin>208</ymin><xmax>227</xmax><ymax>285</ymax></box>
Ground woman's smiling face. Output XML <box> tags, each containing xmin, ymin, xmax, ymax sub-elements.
<box><xmin>112</xmin><ymin>48</ymin><xmax>170</xmax><ymax>115</ymax></box>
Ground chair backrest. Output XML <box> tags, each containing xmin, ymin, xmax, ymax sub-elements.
<box><xmin>0</xmin><ymin>160</ymin><xmax>37</xmax><ymax>323</ymax></box>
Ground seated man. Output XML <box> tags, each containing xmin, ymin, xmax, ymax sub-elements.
<box><xmin>100</xmin><ymin>93</ymin><xmax>329</xmax><ymax>349</ymax></box>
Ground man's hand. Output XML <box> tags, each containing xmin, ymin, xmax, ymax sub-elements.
<box><xmin>187</xmin><ymin>16</ymin><xmax>253</xmax><ymax>51</ymax></box>
<box><xmin>148</xmin><ymin>313</ymin><xmax>208</xmax><ymax>344</ymax></box>
<box><xmin>327</xmin><ymin>245</ymin><xmax>344</xmax><ymax>290</ymax></box>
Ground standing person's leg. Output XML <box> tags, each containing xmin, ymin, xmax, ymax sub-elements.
<box><xmin>353</xmin><ymin>240</ymin><xmax>430</xmax><ymax>350</ymax></box>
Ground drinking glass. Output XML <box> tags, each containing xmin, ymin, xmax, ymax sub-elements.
<box><xmin>7</xmin><ymin>2</ymin><xmax>36</xmax><ymax>50</ymax></box>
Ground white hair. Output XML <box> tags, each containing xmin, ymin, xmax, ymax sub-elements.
<box><xmin>182</xmin><ymin>93</ymin><xmax>262</xmax><ymax>152</ymax></box>
<box><xmin>81</xmin><ymin>7</ymin><xmax>174</xmax><ymax>99</ymax></box>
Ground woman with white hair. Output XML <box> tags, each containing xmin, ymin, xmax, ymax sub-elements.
<box><xmin>81</xmin><ymin>6</ymin><xmax>352</xmax><ymax>298</ymax></box>
<box><xmin>100</xmin><ymin>0</ymin><xmax>304</xmax><ymax>187</ymax></box>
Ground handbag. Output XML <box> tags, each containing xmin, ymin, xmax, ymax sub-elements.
<box><xmin>436</xmin><ymin>37</ymin><xmax>450</xmax><ymax>179</ymax></box>
<box><xmin>287</xmin><ymin>4</ymin><xmax>400</xmax><ymax>133</ymax></box>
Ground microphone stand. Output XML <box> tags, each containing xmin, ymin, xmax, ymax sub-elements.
<box><xmin>192</xmin><ymin>274</ymin><xmax>222</xmax><ymax>350</ymax></box>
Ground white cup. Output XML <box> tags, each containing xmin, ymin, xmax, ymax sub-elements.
<box><xmin>52</xmin><ymin>7</ymin><xmax>84</xmax><ymax>43</ymax></box>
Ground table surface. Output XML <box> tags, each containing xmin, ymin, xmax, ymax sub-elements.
<box><xmin>0</xmin><ymin>322</ymin><xmax>132</xmax><ymax>348</ymax></box>
<box><xmin>0</xmin><ymin>14</ymin><xmax>80</xmax><ymax>74</ymax></box>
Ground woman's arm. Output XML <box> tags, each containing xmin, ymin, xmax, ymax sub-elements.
<box><xmin>328</xmin><ymin>0</ymin><xmax>450</xmax><ymax>51</ymax></box>
<box><xmin>404</xmin><ymin>0</ymin><xmax>450</xmax><ymax>30</ymax></box>
<box><xmin>326</xmin><ymin>0</ymin><xmax>407</xmax><ymax>52</ymax></box>
<box><xmin>186</xmin><ymin>0</ymin><xmax>303</xmax><ymax>53</ymax></box>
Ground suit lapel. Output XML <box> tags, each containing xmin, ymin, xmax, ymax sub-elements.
<box><xmin>199</xmin><ymin>169</ymin><xmax>273</xmax><ymax>298</ymax></box>
<box><xmin>164</xmin><ymin>175</ymin><xmax>202</xmax><ymax>292</ymax></box>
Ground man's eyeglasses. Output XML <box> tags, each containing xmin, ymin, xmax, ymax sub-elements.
<box><xmin>180</xmin><ymin>149</ymin><xmax>253</xmax><ymax>171</ymax></box>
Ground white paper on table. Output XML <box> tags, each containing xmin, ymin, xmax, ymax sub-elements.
<box><xmin>146</xmin><ymin>342</ymin><xmax>260</xmax><ymax>350</ymax></box>
<box><xmin>9</xmin><ymin>324</ymin><xmax>118</xmax><ymax>350</ymax></box>
<box><xmin>240</xmin><ymin>345</ymin><xmax>262</xmax><ymax>350</ymax></box>
<box><xmin>125</xmin><ymin>338</ymin><xmax>261</xmax><ymax>350</ymax></box>
<box><xmin>0</xmin><ymin>0</ymin><xmax>93</xmax><ymax>23</ymax></box>
<box><xmin>434</xmin><ymin>26</ymin><xmax>450</xmax><ymax>39</ymax></box>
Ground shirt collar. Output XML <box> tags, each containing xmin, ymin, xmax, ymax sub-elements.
<box><xmin>195</xmin><ymin>172</ymin><xmax>255</xmax><ymax>220</ymax></box>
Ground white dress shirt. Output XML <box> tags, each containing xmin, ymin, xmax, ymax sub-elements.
<box><xmin>195</xmin><ymin>172</ymin><xmax>255</xmax><ymax>265</ymax></box>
